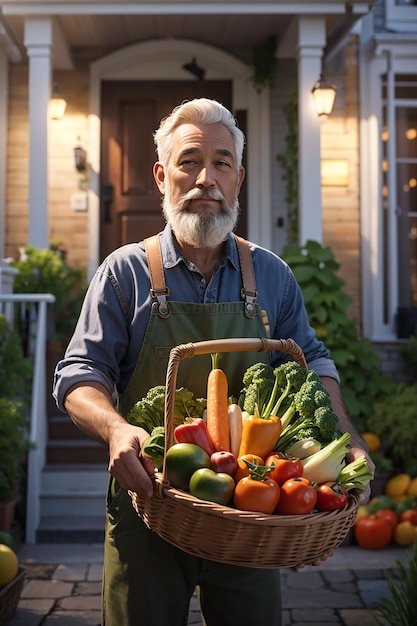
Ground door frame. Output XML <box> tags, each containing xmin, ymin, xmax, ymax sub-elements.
<box><xmin>88</xmin><ymin>38</ymin><xmax>271</xmax><ymax>280</ymax></box>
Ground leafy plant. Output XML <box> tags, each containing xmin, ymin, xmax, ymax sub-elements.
<box><xmin>0</xmin><ymin>397</ymin><xmax>32</xmax><ymax>501</ymax></box>
<box><xmin>11</xmin><ymin>246</ymin><xmax>87</xmax><ymax>342</ymax></box>
<box><xmin>371</xmin><ymin>541</ymin><xmax>417</xmax><ymax>625</ymax></box>
<box><xmin>0</xmin><ymin>314</ymin><xmax>33</xmax><ymax>502</ymax></box>
<box><xmin>282</xmin><ymin>240</ymin><xmax>397</xmax><ymax>433</ymax></box>
<box><xmin>250</xmin><ymin>36</ymin><xmax>278</xmax><ymax>93</ymax></box>
<box><xmin>0</xmin><ymin>314</ymin><xmax>32</xmax><ymax>402</ymax></box>
<box><xmin>400</xmin><ymin>326</ymin><xmax>417</xmax><ymax>380</ymax></box>
<box><xmin>367</xmin><ymin>383</ymin><xmax>417</xmax><ymax>472</ymax></box>
<box><xmin>276</xmin><ymin>76</ymin><xmax>299</xmax><ymax>243</ymax></box>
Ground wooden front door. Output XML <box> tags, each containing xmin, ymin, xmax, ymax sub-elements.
<box><xmin>100</xmin><ymin>80</ymin><xmax>247</xmax><ymax>261</ymax></box>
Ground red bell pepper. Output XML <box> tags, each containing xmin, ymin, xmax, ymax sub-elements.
<box><xmin>174</xmin><ymin>418</ymin><xmax>216</xmax><ymax>456</ymax></box>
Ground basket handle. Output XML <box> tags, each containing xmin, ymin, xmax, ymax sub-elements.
<box><xmin>161</xmin><ymin>337</ymin><xmax>307</xmax><ymax>481</ymax></box>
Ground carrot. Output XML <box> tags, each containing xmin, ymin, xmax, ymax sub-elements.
<box><xmin>206</xmin><ymin>353</ymin><xmax>230</xmax><ymax>452</ymax></box>
<box><xmin>228</xmin><ymin>404</ymin><xmax>243</xmax><ymax>458</ymax></box>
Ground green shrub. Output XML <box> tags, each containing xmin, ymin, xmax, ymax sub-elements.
<box><xmin>282</xmin><ymin>240</ymin><xmax>397</xmax><ymax>433</ymax></box>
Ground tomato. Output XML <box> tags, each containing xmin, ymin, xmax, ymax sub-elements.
<box><xmin>316</xmin><ymin>482</ymin><xmax>349</xmax><ymax>512</ymax></box>
<box><xmin>393</xmin><ymin>521</ymin><xmax>417</xmax><ymax>546</ymax></box>
<box><xmin>354</xmin><ymin>515</ymin><xmax>392</xmax><ymax>550</ymax></box>
<box><xmin>275</xmin><ymin>477</ymin><xmax>317</xmax><ymax>515</ymax></box>
<box><xmin>189</xmin><ymin>468</ymin><xmax>235</xmax><ymax>505</ymax></box>
<box><xmin>400</xmin><ymin>508</ymin><xmax>417</xmax><ymax>525</ymax></box>
<box><xmin>234</xmin><ymin>476</ymin><xmax>280</xmax><ymax>514</ymax></box>
<box><xmin>210</xmin><ymin>451</ymin><xmax>238</xmax><ymax>477</ymax></box>
<box><xmin>234</xmin><ymin>454</ymin><xmax>264</xmax><ymax>483</ymax></box>
<box><xmin>264</xmin><ymin>452</ymin><xmax>304</xmax><ymax>487</ymax></box>
<box><xmin>375</xmin><ymin>508</ymin><xmax>399</xmax><ymax>534</ymax></box>
<box><xmin>165</xmin><ymin>443</ymin><xmax>211</xmax><ymax>490</ymax></box>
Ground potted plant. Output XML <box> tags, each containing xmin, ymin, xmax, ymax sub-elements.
<box><xmin>0</xmin><ymin>315</ymin><xmax>33</xmax><ymax>531</ymax></box>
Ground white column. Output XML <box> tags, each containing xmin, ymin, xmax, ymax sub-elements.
<box><xmin>297</xmin><ymin>17</ymin><xmax>326</xmax><ymax>245</ymax></box>
<box><xmin>24</xmin><ymin>17</ymin><xmax>53</xmax><ymax>249</ymax></box>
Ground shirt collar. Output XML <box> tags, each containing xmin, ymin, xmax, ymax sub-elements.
<box><xmin>160</xmin><ymin>224</ymin><xmax>240</xmax><ymax>271</ymax></box>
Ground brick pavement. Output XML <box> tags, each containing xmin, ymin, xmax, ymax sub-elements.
<box><xmin>4</xmin><ymin>543</ymin><xmax>412</xmax><ymax>626</ymax></box>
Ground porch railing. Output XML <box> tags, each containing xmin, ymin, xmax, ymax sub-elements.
<box><xmin>0</xmin><ymin>293</ymin><xmax>55</xmax><ymax>543</ymax></box>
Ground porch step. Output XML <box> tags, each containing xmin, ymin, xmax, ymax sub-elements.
<box><xmin>47</xmin><ymin>415</ymin><xmax>108</xmax><ymax>464</ymax></box>
<box><xmin>37</xmin><ymin>464</ymin><xmax>108</xmax><ymax>543</ymax></box>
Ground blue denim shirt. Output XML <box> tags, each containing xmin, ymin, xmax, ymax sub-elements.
<box><xmin>53</xmin><ymin>225</ymin><xmax>338</xmax><ymax>411</ymax></box>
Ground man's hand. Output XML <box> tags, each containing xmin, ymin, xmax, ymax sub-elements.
<box><xmin>108</xmin><ymin>420</ymin><xmax>155</xmax><ymax>496</ymax></box>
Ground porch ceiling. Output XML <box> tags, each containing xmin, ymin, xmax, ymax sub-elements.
<box><xmin>0</xmin><ymin>0</ymin><xmax>376</xmax><ymax>68</ymax></box>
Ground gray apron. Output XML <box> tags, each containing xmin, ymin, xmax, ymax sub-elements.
<box><xmin>103</xmin><ymin>235</ymin><xmax>282</xmax><ymax>626</ymax></box>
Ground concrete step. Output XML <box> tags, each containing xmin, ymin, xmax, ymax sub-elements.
<box><xmin>37</xmin><ymin>465</ymin><xmax>108</xmax><ymax>543</ymax></box>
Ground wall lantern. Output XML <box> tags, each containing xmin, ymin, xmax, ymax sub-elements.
<box><xmin>74</xmin><ymin>140</ymin><xmax>87</xmax><ymax>172</ymax></box>
<box><xmin>311</xmin><ymin>74</ymin><xmax>337</xmax><ymax>119</ymax></box>
<box><xmin>49</xmin><ymin>83</ymin><xmax>67</xmax><ymax>120</ymax></box>
<box><xmin>182</xmin><ymin>57</ymin><xmax>206</xmax><ymax>80</ymax></box>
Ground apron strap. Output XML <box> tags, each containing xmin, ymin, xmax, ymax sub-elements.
<box><xmin>144</xmin><ymin>233</ymin><xmax>258</xmax><ymax>313</ymax></box>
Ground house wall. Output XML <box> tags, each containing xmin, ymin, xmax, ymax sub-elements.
<box><xmin>321</xmin><ymin>36</ymin><xmax>362</xmax><ymax>329</ymax></box>
<box><xmin>6</xmin><ymin>63</ymin><xmax>89</xmax><ymax>270</ymax></box>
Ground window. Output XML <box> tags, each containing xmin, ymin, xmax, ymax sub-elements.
<box><xmin>385</xmin><ymin>0</ymin><xmax>417</xmax><ymax>31</ymax></box>
<box><xmin>381</xmin><ymin>74</ymin><xmax>417</xmax><ymax>334</ymax></box>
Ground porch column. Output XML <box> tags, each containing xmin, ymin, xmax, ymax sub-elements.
<box><xmin>24</xmin><ymin>17</ymin><xmax>53</xmax><ymax>249</ymax></box>
<box><xmin>297</xmin><ymin>17</ymin><xmax>326</xmax><ymax>245</ymax></box>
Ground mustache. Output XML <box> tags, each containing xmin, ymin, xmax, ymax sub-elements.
<box><xmin>180</xmin><ymin>188</ymin><xmax>226</xmax><ymax>203</ymax></box>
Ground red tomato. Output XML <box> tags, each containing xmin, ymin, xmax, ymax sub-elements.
<box><xmin>375</xmin><ymin>508</ymin><xmax>399</xmax><ymax>535</ymax></box>
<box><xmin>316</xmin><ymin>481</ymin><xmax>349</xmax><ymax>512</ymax></box>
<box><xmin>354</xmin><ymin>515</ymin><xmax>392</xmax><ymax>550</ymax></box>
<box><xmin>275</xmin><ymin>477</ymin><xmax>317</xmax><ymax>515</ymax></box>
<box><xmin>399</xmin><ymin>508</ymin><xmax>417</xmax><ymax>525</ymax></box>
<box><xmin>264</xmin><ymin>452</ymin><xmax>304</xmax><ymax>486</ymax></box>
<box><xmin>234</xmin><ymin>454</ymin><xmax>264</xmax><ymax>484</ymax></box>
<box><xmin>234</xmin><ymin>476</ymin><xmax>280</xmax><ymax>514</ymax></box>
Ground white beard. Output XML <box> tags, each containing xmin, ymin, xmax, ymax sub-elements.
<box><xmin>162</xmin><ymin>187</ymin><xmax>239</xmax><ymax>248</ymax></box>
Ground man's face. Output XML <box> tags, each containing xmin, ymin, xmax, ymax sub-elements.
<box><xmin>154</xmin><ymin>122</ymin><xmax>245</xmax><ymax>248</ymax></box>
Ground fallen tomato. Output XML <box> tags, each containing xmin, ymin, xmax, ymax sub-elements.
<box><xmin>210</xmin><ymin>451</ymin><xmax>238</xmax><ymax>477</ymax></box>
<box><xmin>354</xmin><ymin>515</ymin><xmax>392</xmax><ymax>550</ymax></box>
<box><xmin>275</xmin><ymin>477</ymin><xmax>317</xmax><ymax>515</ymax></box>
<box><xmin>375</xmin><ymin>508</ymin><xmax>398</xmax><ymax>535</ymax></box>
<box><xmin>264</xmin><ymin>451</ymin><xmax>304</xmax><ymax>487</ymax></box>
<box><xmin>189</xmin><ymin>468</ymin><xmax>235</xmax><ymax>505</ymax></box>
<box><xmin>399</xmin><ymin>508</ymin><xmax>417</xmax><ymax>525</ymax></box>
<box><xmin>316</xmin><ymin>481</ymin><xmax>349</xmax><ymax>512</ymax></box>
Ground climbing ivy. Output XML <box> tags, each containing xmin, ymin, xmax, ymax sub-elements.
<box><xmin>250</xmin><ymin>36</ymin><xmax>278</xmax><ymax>93</ymax></box>
<box><xmin>276</xmin><ymin>76</ymin><xmax>299</xmax><ymax>243</ymax></box>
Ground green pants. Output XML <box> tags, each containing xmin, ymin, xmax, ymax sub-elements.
<box><xmin>103</xmin><ymin>481</ymin><xmax>282</xmax><ymax>626</ymax></box>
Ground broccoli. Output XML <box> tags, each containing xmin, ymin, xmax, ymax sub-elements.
<box><xmin>127</xmin><ymin>386</ymin><xmax>206</xmax><ymax>433</ymax></box>
<box><xmin>238</xmin><ymin>362</ymin><xmax>275</xmax><ymax>415</ymax></box>
<box><xmin>262</xmin><ymin>361</ymin><xmax>308</xmax><ymax>418</ymax></box>
<box><xmin>275</xmin><ymin>379</ymin><xmax>340</xmax><ymax>452</ymax></box>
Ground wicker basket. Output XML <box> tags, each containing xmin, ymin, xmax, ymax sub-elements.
<box><xmin>0</xmin><ymin>567</ymin><xmax>26</xmax><ymax>625</ymax></box>
<box><xmin>130</xmin><ymin>337</ymin><xmax>359</xmax><ymax>569</ymax></box>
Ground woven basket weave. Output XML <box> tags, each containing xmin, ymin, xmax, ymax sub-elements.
<box><xmin>0</xmin><ymin>567</ymin><xmax>26</xmax><ymax>624</ymax></box>
<box><xmin>130</xmin><ymin>337</ymin><xmax>359</xmax><ymax>569</ymax></box>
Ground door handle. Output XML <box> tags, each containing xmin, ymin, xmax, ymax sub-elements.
<box><xmin>102</xmin><ymin>184</ymin><xmax>114</xmax><ymax>223</ymax></box>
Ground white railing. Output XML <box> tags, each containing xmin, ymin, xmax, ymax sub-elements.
<box><xmin>0</xmin><ymin>293</ymin><xmax>55</xmax><ymax>543</ymax></box>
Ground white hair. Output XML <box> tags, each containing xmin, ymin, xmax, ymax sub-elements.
<box><xmin>153</xmin><ymin>98</ymin><xmax>245</xmax><ymax>167</ymax></box>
